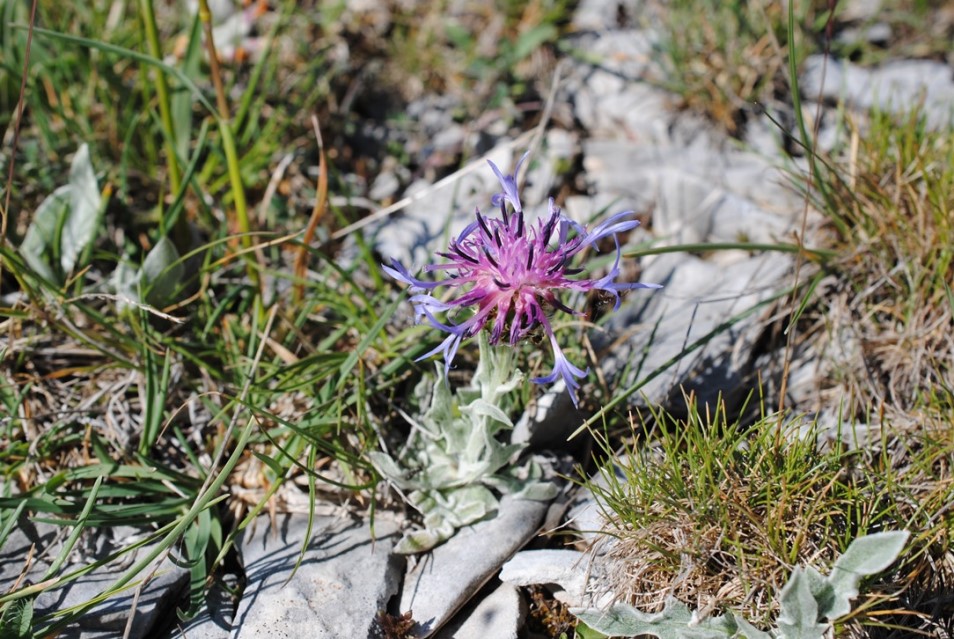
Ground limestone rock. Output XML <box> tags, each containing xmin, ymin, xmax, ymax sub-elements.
<box><xmin>230</xmin><ymin>513</ymin><xmax>403</xmax><ymax>639</ymax></box>
<box><xmin>433</xmin><ymin>582</ymin><xmax>525</xmax><ymax>639</ymax></box>
<box><xmin>800</xmin><ymin>56</ymin><xmax>954</xmax><ymax>130</ymax></box>
<box><xmin>399</xmin><ymin>495</ymin><xmax>548</xmax><ymax>638</ymax></box>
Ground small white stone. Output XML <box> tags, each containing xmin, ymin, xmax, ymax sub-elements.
<box><xmin>500</xmin><ymin>549</ymin><xmax>591</xmax><ymax>606</ymax></box>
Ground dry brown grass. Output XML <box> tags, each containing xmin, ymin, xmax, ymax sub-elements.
<box><xmin>803</xmin><ymin>108</ymin><xmax>954</xmax><ymax>429</ymax></box>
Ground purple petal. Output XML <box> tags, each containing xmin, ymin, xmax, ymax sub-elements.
<box><xmin>417</xmin><ymin>304</ymin><xmax>467</xmax><ymax>336</ymax></box>
<box><xmin>532</xmin><ymin>332</ymin><xmax>588</xmax><ymax>407</ymax></box>
<box><xmin>456</xmin><ymin>220</ymin><xmax>480</xmax><ymax>244</ymax></box>
<box><xmin>415</xmin><ymin>332</ymin><xmax>464</xmax><ymax>377</ymax></box>
<box><xmin>409</xmin><ymin>294</ymin><xmax>460</xmax><ymax>317</ymax></box>
<box><xmin>591</xmin><ymin>237</ymin><xmax>662</xmax><ymax>310</ymax></box>
<box><xmin>382</xmin><ymin>259</ymin><xmax>441</xmax><ymax>291</ymax></box>
<box><xmin>487</xmin><ymin>152</ymin><xmax>528</xmax><ymax>213</ymax></box>
<box><xmin>527</xmin><ymin>317</ymin><xmax>588</xmax><ymax>407</ymax></box>
<box><xmin>578</xmin><ymin>211</ymin><xmax>640</xmax><ymax>251</ymax></box>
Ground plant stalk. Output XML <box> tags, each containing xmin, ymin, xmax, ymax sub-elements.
<box><xmin>138</xmin><ymin>0</ymin><xmax>182</xmax><ymax>196</ymax></box>
<box><xmin>197</xmin><ymin>0</ymin><xmax>260</xmax><ymax>294</ymax></box>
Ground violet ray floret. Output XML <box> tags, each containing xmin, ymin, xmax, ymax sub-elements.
<box><xmin>383</xmin><ymin>156</ymin><xmax>661</xmax><ymax>407</ymax></box>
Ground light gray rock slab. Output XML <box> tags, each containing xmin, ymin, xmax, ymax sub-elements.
<box><xmin>602</xmin><ymin>250</ymin><xmax>793</xmax><ymax>408</ymax></box>
<box><xmin>369</xmin><ymin>146</ymin><xmax>517</xmax><ymax>268</ymax></box>
<box><xmin>433</xmin><ymin>582</ymin><xmax>525</xmax><ymax>639</ymax></box>
<box><xmin>500</xmin><ymin>550</ymin><xmax>590</xmax><ymax>607</ymax></box>
<box><xmin>0</xmin><ymin>517</ymin><xmax>59</xmax><ymax>587</ymax></box>
<box><xmin>2</xmin><ymin>518</ymin><xmax>186</xmax><ymax>638</ymax></box>
<box><xmin>561</xmin><ymin>31</ymin><xmax>681</xmax><ymax>144</ymax></box>
<box><xmin>582</xmin><ymin>140</ymin><xmax>800</xmax><ymax>243</ymax></box>
<box><xmin>835</xmin><ymin>21</ymin><xmax>892</xmax><ymax>48</ymax></box>
<box><xmin>564</xmin><ymin>24</ymin><xmax>730</xmax><ymax>149</ymax></box>
<box><xmin>512</xmin><ymin>387</ymin><xmax>580</xmax><ymax>449</ymax></box>
<box><xmin>399</xmin><ymin>495</ymin><xmax>548</xmax><ymax>638</ymax></box>
<box><xmin>520</xmin><ymin>129</ymin><xmax>581</xmax><ymax>209</ymax></box>
<box><xmin>230</xmin><ymin>513</ymin><xmax>403</xmax><ymax>639</ymax></box>
<box><xmin>31</xmin><ymin>543</ymin><xmax>188</xmax><ymax>639</ymax></box>
<box><xmin>800</xmin><ymin>56</ymin><xmax>954</xmax><ymax>130</ymax></box>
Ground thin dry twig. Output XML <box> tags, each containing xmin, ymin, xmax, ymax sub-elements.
<box><xmin>293</xmin><ymin>115</ymin><xmax>328</xmax><ymax>304</ymax></box>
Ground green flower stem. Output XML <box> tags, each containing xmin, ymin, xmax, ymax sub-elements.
<box><xmin>138</xmin><ymin>0</ymin><xmax>181</xmax><ymax>196</ymax></box>
<box><xmin>197</xmin><ymin>0</ymin><xmax>260</xmax><ymax>294</ymax></box>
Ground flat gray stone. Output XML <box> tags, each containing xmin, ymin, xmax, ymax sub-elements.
<box><xmin>369</xmin><ymin>146</ymin><xmax>517</xmax><ymax>269</ymax></box>
<box><xmin>512</xmin><ymin>386</ymin><xmax>581</xmax><ymax>450</ymax></box>
<box><xmin>30</xmin><ymin>536</ymin><xmax>188</xmax><ymax>639</ymax></box>
<box><xmin>0</xmin><ymin>517</ymin><xmax>59</xmax><ymax>587</ymax></box>
<box><xmin>434</xmin><ymin>582</ymin><xmax>525</xmax><ymax>639</ymax></box>
<box><xmin>3</xmin><ymin>517</ymin><xmax>190</xmax><ymax>639</ymax></box>
<box><xmin>231</xmin><ymin>513</ymin><xmax>403</xmax><ymax>639</ymax></box>
<box><xmin>602</xmin><ymin>250</ymin><xmax>793</xmax><ymax>408</ymax></box>
<box><xmin>800</xmin><ymin>56</ymin><xmax>954</xmax><ymax>130</ymax></box>
<box><xmin>563</xmin><ymin>31</ymin><xmax>676</xmax><ymax>143</ymax></box>
<box><xmin>399</xmin><ymin>495</ymin><xmax>548</xmax><ymax>638</ymax></box>
<box><xmin>500</xmin><ymin>550</ymin><xmax>590</xmax><ymax>607</ymax></box>
<box><xmin>582</xmin><ymin>140</ymin><xmax>800</xmax><ymax>244</ymax></box>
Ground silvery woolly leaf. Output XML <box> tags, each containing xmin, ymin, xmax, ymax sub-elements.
<box><xmin>468</xmin><ymin>398</ymin><xmax>513</xmax><ymax>429</ymax></box>
<box><xmin>732</xmin><ymin>615</ymin><xmax>775</xmax><ymax>639</ymax></box>
<box><xmin>446</xmin><ymin>484</ymin><xmax>497</xmax><ymax>525</ymax></box>
<box><xmin>825</xmin><ymin>530</ymin><xmax>908</xmax><ymax>620</ymax></box>
<box><xmin>60</xmin><ymin>144</ymin><xmax>101</xmax><ymax>274</ymax></box>
<box><xmin>777</xmin><ymin>567</ymin><xmax>827</xmax><ymax>639</ymax></box>
<box><xmin>395</xmin><ymin>519</ymin><xmax>456</xmax><ymax>554</ymax></box>
<box><xmin>416</xmin><ymin>485</ymin><xmax>496</xmax><ymax>528</ymax></box>
<box><xmin>366</xmin><ymin>451</ymin><xmax>415</xmax><ymax>490</ymax></box>
<box><xmin>21</xmin><ymin>184</ymin><xmax>72</xmax><ymax>283</ymax></box>
<box><xmin>572</xmin><ymin>598</ymin><xmax>737</xmax><ymax>639</ymax></box>
<box><xmin>509</xmin><ymin>479</ymin><xmax>558</xmax><ymax>501</ymax></box>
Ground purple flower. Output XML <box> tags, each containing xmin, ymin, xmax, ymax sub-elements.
<box><xmin>385</xmin><ymin>155</ymin><xmax>661</xmax><ymax>407</ymax></box>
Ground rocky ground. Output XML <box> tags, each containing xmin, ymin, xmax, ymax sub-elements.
<box><xmin>3</xmin><ymin>0</ymin><xmax>953</xmax><ymax>637</ymax></box>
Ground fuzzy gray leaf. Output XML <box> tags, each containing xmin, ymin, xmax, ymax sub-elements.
<box><xmin>21</xmin><ymin>185</ymin><xmax>71</xmax><ymax>283</ymax></box>
<box><xmin>60</xmin><ymin>143</ymin><xmax>101</xmax><ymax>274</ymax></box>
<box><xmin>777</xmin><ymin>567</ymin><xmax>827</xmax><ymax>639</ymax></box>
<box><xmin>732</xmin><ymin>615</ymin><xmax>775</xmax><ymax>639</ymax></box>
<box><xmin>140</xmin><ymin>236</ymin><xmax>185</xmax><ymax>306</ymax></box>
<box><xmin>825</xmin><ymin>530</ymin><xmax>908</xmax><ymax>620</ymax></box>
<box><xmin>572</xmin><ymin>598</ymin><xmax>740</xmax><ymax>639</ymax></box>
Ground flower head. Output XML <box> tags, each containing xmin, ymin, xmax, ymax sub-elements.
<box><xmin>384</xmin><ymin>154</ymin><xmax>661</xmax><ymax>406</ymax></box>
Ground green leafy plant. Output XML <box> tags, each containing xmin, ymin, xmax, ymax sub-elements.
<box><xmin>572</xmin><ymin>531</ymin><xmax>909</xmax><ymax>639</ymax></box>
<box><xmin>0</xmin><ymin>598</ymin><xmax>34</xmax><ymax>639</ymax></box>
<box><xmin>370</xmin><ymin>332</ymin><xmax>556</xmax><ymax>553</ymax></box>
<box><xmin>19</xmin><ymin>144</ymin><xmax>103</xmax><ymax>285</ymax></box>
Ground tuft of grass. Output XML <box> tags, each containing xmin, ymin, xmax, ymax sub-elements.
<box><xmin>827</xmin><ymin>0</ymin><xmax>954</xmax><ymax>65</ymax></box>
<box><xmin>800</xmin><ymin>105</ymin><xmax>954</xmax><ymax>427</ymax></box>
<box><xmin>0</xmin><ymin>1</ymin><xmax>434</xmax><ymax>633</ymax></box>
<box><xmin>584</xmin><ymin>391</ymin><xmax>954</xmax><ymax>635</ymax></box>
<box><xmin>656</xmin><ymin>0</ymin><xmax>814</xmax><ymax>135</ymax></box>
